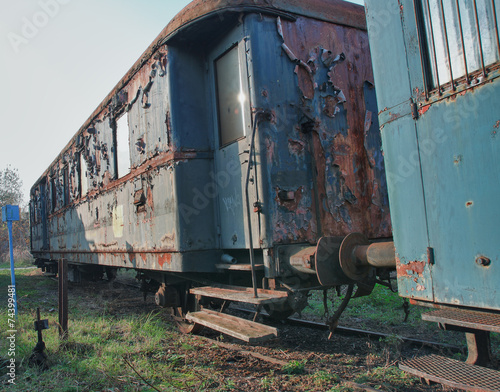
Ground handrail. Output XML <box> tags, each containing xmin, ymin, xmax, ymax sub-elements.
<box><xmin>244</xmin><ymin>110</ymin><xmax>268</xmax><ymax>298</ymax></box>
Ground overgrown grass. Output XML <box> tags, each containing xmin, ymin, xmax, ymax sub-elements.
<box><xmin>305</xmin><ymin>285</ymin><xmax>422</xmax><ymax>327</ymax></box>
<box><xmin>1</xmin><ymin>268</ymin><xmax>498</xmax><ymax>391</ymax></box>
<box><xmin>0</xmin><ymin>257</ymin><xmax>35</xmax><ymax>270</ymax></box>
<box><xmin>355</xmin><ymin>366</ymin><xmax>419</xmax><ymax>391</ymax></box>
<box><xmin>0</xmin><ymin>269</ymin><xmax>228</xmax><ymax>391</ymax></box>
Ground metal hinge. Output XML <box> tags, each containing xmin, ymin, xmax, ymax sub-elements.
<box><xmin>411</xmin><ymin>100</ymin><xmax>419</xmax><ymax>120</ymax></box>
<box><xmin>427</xmin><ymin>247</ymin><xmax>435</xmax><ymax>265</ymax></box>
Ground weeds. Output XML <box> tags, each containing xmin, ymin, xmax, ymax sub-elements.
<box><xmin>312</xmin><ymin>369</ymin><xmax>340</xmax><ymax>387</ymax></box>
<box><xmin>355</xmin><ymin>366</ymin><xmax>418</xmax><ymax>391</ymax></box>
<box><xmin>0</xmin><ymin>267</ymin><xmax>486</xmax><ymax>391</ymax></box>
<box><xmin>282</xmin><ymin>359</ymin><xmax>307</xmax><ymax>374</ymax></box>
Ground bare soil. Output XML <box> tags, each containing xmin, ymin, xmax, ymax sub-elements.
<box><xmin>32</xmin><ymin>270</ymin><xmax>499</xmax><ymax>391</ymax></box>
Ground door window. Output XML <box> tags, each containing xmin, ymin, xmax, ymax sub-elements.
<box><xmin>215</xmin><ymin>45</ymin><xmax>249</xmax><ymax>147</ymax></box>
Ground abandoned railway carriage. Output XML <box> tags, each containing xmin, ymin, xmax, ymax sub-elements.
<box><xmin>365</xmin><ymin>0</ymin><xmax>500</xmax><ymax>388</ymax></box>
<box><xmin>30</xmin><ymin>0</ymin><xmax>393</xmax><ymax>338</ymax></box>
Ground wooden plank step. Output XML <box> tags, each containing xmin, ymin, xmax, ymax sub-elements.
<box><xmin>400</xmin><ymin>354</ymin><xmax>500</xmax><ymax>392</ymax></box>
<box><xmin>185</xmin><ymin>309</ymin><xmax>278</xmax><ymax>344</ymax></box>
<box><xmin>189</xmin><ymin>285</ymin><xmax>288</xmax><ymax>305</ymax></box>
<box><xmin>215</xmin><ymin>264</ymin><xmax>264</xmax><ymax>271</ymax></box>
<box><xmin>422</xmin><ymin>308</ymin><xmax>500</xmax><ymax>333</ymax></box>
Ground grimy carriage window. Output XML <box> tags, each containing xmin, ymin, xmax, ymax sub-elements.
<box><xmin>80</xmin><ymin>153</ymin><xmax>88</xmax><ymax>196</ymax></box>
<box><xmin>215</xmin><ymin>45</ymin><xmax>248</xmax><ymax>147</ymax></box>
<box><xmin>62</xmin><ymin>167</ymin><xmax>69</xmax><ymax>206</ymax></box>
<box><xmin>416</xmin><ymin>0</ymin><xmax>500</xmax><ymax>96</ymax></box>
<box><xmin>116</xmin><ymin>113</ymin><xmax>130</xmax><ymax>178</ymax></box>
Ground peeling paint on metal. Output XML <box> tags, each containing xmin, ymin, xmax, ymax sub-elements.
<box><xmin>397</xmin><ymin>260</ymin><xmax>426</xmax><ymax>277</ymax></box>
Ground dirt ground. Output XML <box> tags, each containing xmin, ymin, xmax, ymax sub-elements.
<box><xmin>29</xmin><ymin>269</ymin><xmax>499</xmax><ymax>391</ymax></box>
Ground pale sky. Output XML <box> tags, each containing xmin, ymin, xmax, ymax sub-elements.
<box><xmin>0</xmin><ymin>0</ymin><xmax>364</xmax><ymax>203</ymax></box>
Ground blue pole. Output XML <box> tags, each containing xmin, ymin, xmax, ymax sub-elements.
<box><xmin>7</xmin><ymin>220</ymin><xmax>18</xmax><ymax>318</ymax></box>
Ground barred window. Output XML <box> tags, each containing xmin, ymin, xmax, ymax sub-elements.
<box><xmin>417</xmin><ymin>0</ymin><xmax>500</xmax><ymax>94</ymax></box>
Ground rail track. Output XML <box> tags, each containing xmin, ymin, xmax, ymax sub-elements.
<box><xmin>230</xmin><ymin>307</ymin><xmax>462</xmax><ymax>353</ymax></box>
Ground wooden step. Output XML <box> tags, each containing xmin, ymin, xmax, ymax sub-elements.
<box><xmin>400</xmin><ymin>354</ymin><xmax>500</xmax><ymax>392</ymax></box>
<box><xmin>422</xmin><ymin>308</ymin><xmax>500</xmax><ymax>333</ymax></box>
<box><xmin>189</xmin><ymin>285</ymin><xmax>288</xmax><ymax>305</ymax></box>
<box><xmin>185</xmin><ymin>309</ymin><xmax>278</xmax><ymax>344</ymax></box>
<box><xmin>215</xmin><ymin>264</ymin><xmax>264</xmax><ymax>271</ymax></box>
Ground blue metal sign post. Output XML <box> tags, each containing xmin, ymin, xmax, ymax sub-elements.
<box><xmin>2</xmin><ymin>205</ymin><xmax>20</xmax><ymax>318</ymax></box>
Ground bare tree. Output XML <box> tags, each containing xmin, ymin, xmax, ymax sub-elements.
<box><xmin>0</xmin><ymin>166</ymin><xmax>30</xmax><ymax>262</ymax></box>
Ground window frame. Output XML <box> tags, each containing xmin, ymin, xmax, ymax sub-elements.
<box><xmin>414</xmin><ymin>0</ymin><xmax>500</xmax><ymax>100</ymax></box>
<box><xmin>214</xmin><ymin>43</ymin><xmax>251</xmax><ymax>148</ymax></box>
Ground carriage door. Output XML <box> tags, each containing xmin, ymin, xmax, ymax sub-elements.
<box><xmin>211</xmin><ymin>38</ymin><xmax>259</xmax><ymax>249</ymax></box>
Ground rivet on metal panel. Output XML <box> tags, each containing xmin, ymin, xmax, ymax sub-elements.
<box><xmin>476</xmin><ymin>256</ymin><xmax>491</xmax><ymax>267</ymax></box>
<box><xmin>453</xmin><ymin>155</ymin><xmax>463</xmax><ymax>165</ymax></box>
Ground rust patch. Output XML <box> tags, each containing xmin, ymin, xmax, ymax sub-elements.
<box><xmin>146</xmin><ymin>186</ymin><xmax>154</xmax><ymax>209</ymax></box>
<box><xmin>419</xmin><ymin>104</ymin><xmax>431</xmax><ymax>116</ymax></box>
<box><xmin>288</xmin><ymin>139</ymin><xmax>306</xmax><ymax>155</ymax></box>
<box><xmin>495</xmin><ymin>120</ymin><xmax>500</xmax><ymax>129</ymax></box>
<box><xmin>276</xmin><ymin>186</ymin><xmax>304</xmax><ymax>211</ymax></box>
<box><xmin>397</xmin><ymin>260</ymin><xmax>426</xmax><ymax>277</ymax></box>
<box><xmin>158</xmin><ymin>253</ymin><xmax>172</xmax><ymax>268</ymax></box>
<box><xmin>322</xmin><ymin>95</ymin><xmax>342</xmax><ymax>117</ymax></box>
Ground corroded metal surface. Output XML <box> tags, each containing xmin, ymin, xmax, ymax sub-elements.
<box><xmin>31</xmin><ymin>1</ymin><xmax>390</xmax><ymax>279</ymax></box>
<box><xmin>256</xmin><ymin>15</ymin><xmax>391</xmax><ymax>245</ymax></box>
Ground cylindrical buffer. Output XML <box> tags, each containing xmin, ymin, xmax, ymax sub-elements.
<box><xmin>340</xmin><ymin>233</ymin><xmax>396</xmax><ymax>281</ymax></box>
<box><xmin>354</xmin><ymin>242</ymin><xmax>396</xmax><ymax>268</ymax></box>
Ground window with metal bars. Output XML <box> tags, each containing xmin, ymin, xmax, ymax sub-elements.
<box><xmin>415</xmin><ymin>0</ymin><xmax>500</xmax><ymax>97</ymax></box>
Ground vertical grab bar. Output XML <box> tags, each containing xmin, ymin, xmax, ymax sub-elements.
<box><xmin>245</xmin><ymin>110</ymin><xmax>267</xmax><ymax>298</ymax></box>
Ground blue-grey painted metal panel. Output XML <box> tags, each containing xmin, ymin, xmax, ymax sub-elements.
<box><xmin>418</xmin><ymin>83</ymin><xmax>500</xmax><ymax>310</ymax></box>
<box><xmin>364</xmin><ymin>2</ymin><xmax>413</xmax><ymax>109</ymax></box>
<box><xmin>366</xmin><ymin>0</ymin><xmax>500</xmax><ymax>311</ymax></box>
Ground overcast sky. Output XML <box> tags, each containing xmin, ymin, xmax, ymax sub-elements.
<box><xmin>0</xmin><ymin>0</ymin><xmax>364</xmax><ymax>203</ymax></box>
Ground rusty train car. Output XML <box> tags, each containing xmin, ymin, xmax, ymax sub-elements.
<box><xmin>30</xmin><ymin>0</ymin><xmax>394</xmax><ymax>338</ymax></box>
<box><xmin>364</xmin><ymin>0</ymin><xmax>500</xmax><ymax>389</ymax></box>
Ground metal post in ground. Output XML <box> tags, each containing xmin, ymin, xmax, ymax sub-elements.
<box><xmin>2</xmin><ymin>205</ymin><xmax>20</xmax><ymax>318</ymax></box>
<box><xmin>58</xmin><ymin>259</ymin><xmax>68</xmax><ymax>339</ymax></box>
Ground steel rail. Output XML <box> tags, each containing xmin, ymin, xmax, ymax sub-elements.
<box><xmin>231</xmin><ymin>307</ymin><xmax>461</xmax><ymax>352</ymax></box>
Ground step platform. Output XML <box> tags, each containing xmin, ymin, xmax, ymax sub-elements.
<box><xmin>186</xmin><ymin>309</ymin><xmax>278</xmax><ymax>343</ymax></box>
<box><xmin>422</xmin><ymin>308</ymin><xmax>499</xmax><ymax>366</ymax></box>
<box><xmin>189</xmin><ymin>285</ymin><xmax>288</xmax><ymax>306</ymax></box>
<box><xmin>400</xmin><ymin>354</ymin><xmax>500</xmax><ymax>392</ymax></box>
<box><xmin>422</xmin><ymin>308</ymin><xmax>500</xmax><ymax>333</ymax></box>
